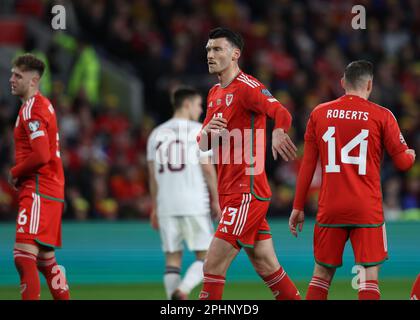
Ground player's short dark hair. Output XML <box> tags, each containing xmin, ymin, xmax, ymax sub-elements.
<box><xmin>344</xmin><ymin>60</ymin><xmax>373</xmax><ymax>89</ymax></box>
<box><xmin>208</xmin><ymin>27</ymin><xmax>244</xmax><ymax>51</ymax></box>
<box><xmin>12</xmin><ymin>53</ymin><xmax>45</xmax><ymax>77</ymax></box>
<box><xmin>171</xmin><ymin>87</ymin><xmax>201</xmax><ymax>111</ymax></box>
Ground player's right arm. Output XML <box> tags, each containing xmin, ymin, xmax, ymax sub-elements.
<box><xmin>10</xmin><ymin>105</ymin><xmax>51</xmax><ymax>185</ymax></box>
<box><xmin>383</xmin><ymin>109</ymin><xmax>415</xmax><ymax>171</ymax></box>
<box><xmin>197</xmin><ymin>116</ymin><xmax>227</xmax><ymax>151</ymax></box>
<box><xmin>289</xmin><ymin>113</ymin><xmax>319</xmax><ymax>237</ymax></box>
<box><xmin>197</xmin><ymin>87</ymin><xmax>227</xmax><ymax>151</ymax></box>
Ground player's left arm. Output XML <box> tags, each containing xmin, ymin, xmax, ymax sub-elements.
<box><xmin>383</xmin><ymin>110</ymin><xmax>416</xmax><ymax>171</ymax></box>
<box><xmin>244</xmin><ymin>86</ymin><xmax>297</xmax><ymax>161</ymax></box>
<box><xmin>146</xmin><ymin>132</ymin><xmax>159</xmax><ymax>230</ymax></box>
<box><xmin>289</xmin><ymin>114</ymin><xmax>319</xmax><ymax>237</ymax></box>
<box><xmin>147</xmin><ymin>160</ymin><xmax>159</xmax><ymax>230</ymax></box>
<box><xmin>10</xmin><ymin>107</ymin><xmax>51</xmax><ymax>185</ymax></box>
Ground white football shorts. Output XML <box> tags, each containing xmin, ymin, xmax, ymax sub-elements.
<box><xmin>158</xmin><ymin>215</ymin><xmax>214</xmax><ymax>253</ymax></box>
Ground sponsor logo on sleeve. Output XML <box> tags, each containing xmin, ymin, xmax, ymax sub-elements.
<box><xmin>261</xmin><ymin>88</ymin><xmax>273</xmax><ymax>97</ymax></box>
<box><xmin>261</xmin><ymin>88</ymin><xmax>278</xmax><ymax>102</ymax></box>
<box><xmin>30</xmin><ymin>131</ymin><xmax>45</xmax><ymax>140</ymax></box>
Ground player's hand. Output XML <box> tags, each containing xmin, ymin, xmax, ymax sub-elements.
<box><xmin>406</xmin><ymin>149</ymin><xmax>416</xmax><ymax>161</ymax></box>
<box><xmin>289</xmin><ymin>209</ymin><xmax>304</xmax><ymax>237</ymax></box>
<box><xmin>211</xmin><ymin>200</ymin><xmax>222</xmax><ymax>222</ymax></box>
<box><xmin>7</xmin><ymin>171</ymin><xmax>18</xmax><ymax>191</ymax></box>
<box><xmin>203</xmin><ymin>117</ymin><xmax>228</xmax><ymax>136</ymax></box>
<box><xmin>150</xmin><ymin>208</ymin><xmax>159</xmax><ymax>230</ymax></box>
<box><xmin>272</xmin><ymin>128</ymin><xmax>297</xmax><ymax>162</ymax></box>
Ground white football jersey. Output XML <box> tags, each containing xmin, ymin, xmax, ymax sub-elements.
<box><xmin>147</xmin><ymin>118</ymin><xmax>212</xmax><ymax>216</ymax></box>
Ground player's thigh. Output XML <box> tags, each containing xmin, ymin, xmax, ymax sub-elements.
<box><xmin>158</xmin><ymin>216</ymin><xmax>183</xmax><ymax>253</ymax></box>
<box><xmin>314</xmin><ymin>224</ymin><xmax>349</xmax><ymax>268</ymax></box>
<box><xmin>180</xmin><ymin>215</ymin><xmax>214</xmax><ymax>252</ymax></box>
<box><xmin>216</xmin><ymin>193</ymin><xmax>270</xmax><ymax>250</ymax></box>
<box><xmin>350</xmin><ymin>224</ymin><xmax>388</xmax><ymax>267</ymax></box>
<box><xmin>15</xmin><ymin>191</ymin><xmax>63</xmax><ymax>249</ymax></box>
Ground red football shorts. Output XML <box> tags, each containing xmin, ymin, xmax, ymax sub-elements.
<box><xmin>313</xmin><ymin>223</ymin><xmax>388</xmax><ymax>268</ymax></box>
<box><xmin>215</xmin><ymin>193</ymin><xmax>272</xmax><ymax>250</ymax></box>
<box><xmin>15</xmin><ymin>189</ymin><xmax>64</xmax><ymax>248</ymax></box>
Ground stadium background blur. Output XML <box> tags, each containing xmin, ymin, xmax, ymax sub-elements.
<box><xmin>0</xmin><ymin>0</ymin><xmax>418</xmax><ymax>299</ymax></box>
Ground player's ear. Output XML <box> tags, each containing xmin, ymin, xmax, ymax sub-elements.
<box><xmin>232</xmin><ymin>48</ymin><xmax>241</xmax><ymax>61</ymax></box>
<box><xmin>31</xmin><ymin>74</ymin><xmax>40</xmax><ymax>88</ymax></box>
<box><xmin>366</xmin><ymin>79</ymin><xmax>373</xmax><ymax>92</ymax></box>
<box><xmin>340</xmin><ymin>77</ymin><xmax>345</xmax><ymax>90</ymax></box>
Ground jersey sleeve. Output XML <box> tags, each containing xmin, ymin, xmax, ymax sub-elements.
<box><xmin>11</xmin><ymin>99</ymin><xmax>51</xmax><ymax>179</ymax></box>
<box><xmin>383</xmin><ymin>109</ymin><xmax>414</xmax><ymax>170</ymax></box>
<box><xmin>243</xmin><ymin>85</ymin><xmax>292</xmax><ymax>131</ymax></box>
<box><xmin>383</xmin><ymin>109</ymin><xmax>408</xmax><ymax>156</ymax></box>
<box><xmin>293</xmin><ymin>114</ymin><xmax>319</xmax><ymax>210</ymax></box>
<box><xmin>22</xmin><ymin>102</ymin><xmax>50</xmax><ymax>145</ymax></box>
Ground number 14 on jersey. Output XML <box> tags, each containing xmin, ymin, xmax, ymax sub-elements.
<box><xmin>322</xmin><ymin>126</ymin><xmax>369</xmax><ymax>175</ymax></box>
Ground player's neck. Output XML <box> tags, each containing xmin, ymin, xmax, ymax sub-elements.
<box><xmin>173</xmin><ymin>109</ymin><xmax>190</xmax><ymax>120</ymax></box>
<box><xmin>344</xmin><ymin>90</ymin><xmax>369</xmax><ymax>100</ymax></box>
<box><xmin>218</xmin><ymin>65</ymin><xmax>241</xmax><ymax>88</ymax></box>
<box><xmin>22</xmin><ymin>88</ymin><xmax>38</xmax><ymax>103</ymax></box>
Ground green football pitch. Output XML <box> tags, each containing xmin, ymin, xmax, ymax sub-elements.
<box><xmin>0</xmin><ymin>279</ymin><xmax>413</xmax><ymax>300</ymax></box>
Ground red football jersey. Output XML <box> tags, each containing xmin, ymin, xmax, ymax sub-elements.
<box><xmin>200</xmin><ymin>71</ymin><xmax>292</xmax><ymax>200</ymax></box>
<box><xmin>13</xmin><ymin>92</ymin><xmax>65</xmax><ymax>200</ymax></box>
<box><xmin>295</xmin><ymin>94</ymin><xmax>410</xmax><ymax>226</ymax></box>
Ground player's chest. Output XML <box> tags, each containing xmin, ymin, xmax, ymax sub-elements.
<box><xmin>207</xmin><ymin>89</ymin><xmax>249</xmax><ymax>127</ymax></box>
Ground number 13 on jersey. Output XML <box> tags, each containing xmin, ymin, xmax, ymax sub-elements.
<box><xmin>322</xmin><ymin>126</ymin><xmax>369</xmax><ymax>175</ymax></box>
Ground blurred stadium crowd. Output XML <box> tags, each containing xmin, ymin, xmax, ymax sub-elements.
<box><xmin>0</xmin><ymin>0</ymin><xmax>418</xmax><ymax>221</ymax></box>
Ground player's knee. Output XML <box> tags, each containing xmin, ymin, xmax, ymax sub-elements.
<box><xmin>14</xmin><ymin>249</ymin><xmax>37</xmax><ymax>275</ymax></box>
<box><xmin>314</xmin><ymin>264</ymin><xmax>335</xmax><ymax>281</ymax></box>
<box><xmin>203</xmin><ymin>257</ymin><xmax>225</xmax><ymax>276</ymax></box>
<box><xmin>252</xmin><ymin>256</ymin><xmax>279</xmax><ymax>276</ymax></box>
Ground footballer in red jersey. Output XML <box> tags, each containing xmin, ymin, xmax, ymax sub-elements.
<box><xmin>197</xmin><ymin>27</ymin><xmax>300</xmax><ymax>300</ymax></box>
<box><xmin>289</xmin><ymin>60</ymin><xmax>416</xmax><ymax>300</ymax></box>
<box><xmin>8</xmin><ymin>54</ymin><xmax>70</xmax><ymax>300</ymax></box>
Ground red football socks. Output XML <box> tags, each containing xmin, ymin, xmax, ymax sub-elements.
<box><xmin>306</xmin><ymin>276</ymin><xmax>330</xmax><ymax>300</ymax></box>
<box><xmin>37</xmin><ymin>256</ymin><xmax>70</xmax><ymax>300</ymax></box>
<box><xmin>358</xmin><ymin>280</ymin><xmax>380</xmax><ymax>300</ymax></box>
<box><xmin>262</xmin><ymin>267</ymin><xmax>301</xmax><ymax>300</ymax></box>
<box><xmin>410</xmin><ymin>274</ymin><xmax>420</xmax><ymax>300</ymax></box>
<box><xmin>199</xmin><ymin>273</ymin><xmax>225</xmax><ymax>300</ymax></box>
<box><xmin>14</xmin><ymin>249</ymin><xmax>40</xmax><ymax>300</ymax></box>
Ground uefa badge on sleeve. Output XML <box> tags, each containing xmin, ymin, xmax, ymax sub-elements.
<box><xmin>28</xmin><ymin>120</ymin><xmax>40</xmax><ymax>132</ymax></box>
<box><xmin>226</xmin><ymin>94</ymin><xmax>234</xmax><ymax>107</ymax></box>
